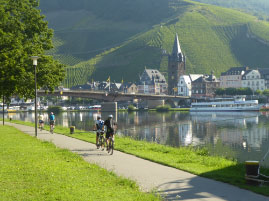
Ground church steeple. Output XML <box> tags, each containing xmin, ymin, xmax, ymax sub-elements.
<box><xmin>172</xmin><ymin>34</ymin><xmax>182</xmax><ymax>55</ymax></box>
<box><xmin>171</xmin><ymin>33</ymin><xmax>184</xmax><ymax>62</ymax></box>
<box><xmin>168</xmin><ymin>33</ymin><xmax>186</xmax><ymax>95</ymax></box>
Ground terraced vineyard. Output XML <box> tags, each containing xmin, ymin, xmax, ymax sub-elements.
<box><xmin>40</xmin><ymin>0</ymin><xmax>269</xmax><ymax>87</ymax></box>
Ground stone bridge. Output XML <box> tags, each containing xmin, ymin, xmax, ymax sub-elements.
<box><xmin>37</xmin><ymin>90</ymin><xmax>189</xmax><ymax>102</ymax></box>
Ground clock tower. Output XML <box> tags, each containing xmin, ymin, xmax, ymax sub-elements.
<box><xmin>168</xmin><ymin>34</ymin><xmax>186</xmax><ymax>95</ymax></box>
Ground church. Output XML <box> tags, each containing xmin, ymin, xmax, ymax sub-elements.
<box><xmin>168</xmin><ymin>34</ymin><xmax>186</xmax><ymax>95</ymax></box>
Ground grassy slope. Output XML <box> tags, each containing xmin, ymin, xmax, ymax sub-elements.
<box><xmin>0</xmin><ymin>125</ymin><xmax>158</xmax><ymax>201</ymax></box>
<box><xmin>7</xmin><ymin>120</ymin><xmax>269</xmax><ymax>196</ymax></box>
<box><xmin>92</xmin><ymin>2</ymin><xmax>269</xmax><ymax>82</ymax></box>
<box><xmin>40</xmin><ymin>0</ymin><xmax>269</xmax><ymax>86</ymax></box>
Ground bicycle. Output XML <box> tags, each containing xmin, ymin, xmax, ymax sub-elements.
<box><xmin>39</xmin><ymin>122</ymin><xmax>44</xmax><ymax>131</ymax></box>
<box><xmin>50</xmin><ymin>121</ymin><xmax>55</xmax><ymax>134</ymax></box>
<box><xmin>107</xmin><ymin>135</ymin><xmax>114</xmax><ymax>155</ymax></box>
<box><xmin>97</xmin><ymin>131</ymin><xmax>105</xmax><ymax>150</ymax></box>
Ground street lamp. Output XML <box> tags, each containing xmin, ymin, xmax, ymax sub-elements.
<box><xmin>31</xmin><ymin>56</ymin><xmax>40</xmax><ymax>137</ymax></box>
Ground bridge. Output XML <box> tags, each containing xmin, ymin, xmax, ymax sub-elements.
<box><xmin>37</xmin><ymin>90</ymin><xmax>189</xmax><ymax>102</ymax></box>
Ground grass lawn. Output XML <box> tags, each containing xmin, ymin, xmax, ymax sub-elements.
<box><xmin>5</xmin><ymin>119</ymin><xmax>269</xmax><ymax>197</ymax></box>
<box><xmin>0</xmin><ymin>125</ymin><xmax>159</xmax><ymax>201</ymax></box>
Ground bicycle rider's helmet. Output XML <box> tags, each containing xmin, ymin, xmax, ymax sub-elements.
<box><xmin>108</xmin><ymin>114</ymin><xmax>113</xmax><ymax>118</ymax></box>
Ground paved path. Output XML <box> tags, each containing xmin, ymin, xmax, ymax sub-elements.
<box><xmin>7</xmin><ymin>122</ymin><xmax>269</xmax><ymax>201</ymax></box>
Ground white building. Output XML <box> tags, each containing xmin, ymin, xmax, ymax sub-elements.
<box><xmin>242</xmin><ymin>70</ymin><xmax>266</xmax><ymax>91</ymax></box>
<box><xmin>177</xmin><ymin>74</ymin><xmax>203</xmax><ymax>96</ymax></box>
<box><xmin>220</xmin><ymin>67</ymin><xmax>248</xmax><ymax>88</ymax></box>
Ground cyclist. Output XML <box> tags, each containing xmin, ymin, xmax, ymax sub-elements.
<box><xmin>104</xmin><ymin>114</ymin><xmax>117</xmax><ymax>151</ymax></box>
<box><xmin>94</xmin><ymin>116</ymin><xmax>104</xmax><ymax>149</ymax></box>
<box><xmin>38</xmin><ymin>114</ymin><xmax>44</xmax><ymax>130</ymax></box>
<box><xmin>49</xmin><ymin>112</ymin><xmax>55</xmax><ymax>133</ymax></box>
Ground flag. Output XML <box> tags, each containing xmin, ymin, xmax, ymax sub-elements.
<box><xmin>106</xmin><ymin>76</ymin><xmax>110</xmax><ymax>83</ymax></box>
<box><xmin>121</xmin><ymin>78</ymin><xmax>124</xmax><ymax>84</ymax></box>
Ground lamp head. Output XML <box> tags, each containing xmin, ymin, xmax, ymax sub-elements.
<box><xmin>30</xmin><ymin>56</ymin><xmax>40</xmax><ymax>66</ymax></box>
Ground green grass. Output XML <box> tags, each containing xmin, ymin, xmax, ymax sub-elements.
<box><xmin>0</xmin><ymin>125</ymin><xmax>159</xmax><ymax>201</ymax></box>
<box><xmin>7</xmin><ymin>119</ymin><xmax>269</xmax><ymax>196</ymax></box>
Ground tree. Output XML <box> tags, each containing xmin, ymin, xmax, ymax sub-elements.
<box><xmin>263</xmin><ymin>89</ymin><xmax>269</xmax><ymax>97</ymax></box>
<box><xmin>215</xmin><ymin>88</ymin><xmax>225</xmax><ymax>96</ymax></box>
<box><xmin>0</xmin><ymin>0</ymin><xmax>65</xmax><ymax>100</ymax></box>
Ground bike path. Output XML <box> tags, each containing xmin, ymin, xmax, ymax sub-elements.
<box><xmin>7</xmin><ymin>122</ymin><xmax>268</xmax><ymax>201</ymax></box>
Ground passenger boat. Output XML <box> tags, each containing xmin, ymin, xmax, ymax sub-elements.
<box><xmin>190</xmin><ymin>96</ymin><xmax>260</xmax><ymax>112</ymax></box>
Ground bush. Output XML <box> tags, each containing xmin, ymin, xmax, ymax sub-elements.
<box><xmin>156</xmin><ymin>104</ymin><xmax>171</xmax><ymax>112</ymax></box>
<box><xmin>47</xmin><ymin>106</ymin><xmax>63</xmax><ymax>114</ymax></box>
<box><xmin>128</xmin><ymin>105</ymin><xmax>136</xmax><ymax>112</ymax></box>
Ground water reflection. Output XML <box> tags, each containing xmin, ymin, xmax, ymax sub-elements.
<box><xmin>6</xmin><ymin>111</ymin><xmax>269</xmax><ymax>166</ymax></box>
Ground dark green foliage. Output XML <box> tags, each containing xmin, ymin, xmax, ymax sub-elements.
<box><xmin>156</xmin><ymin>104</ymin><xmax>171</xmax><ymax>112</ymax></box>
<box><xmin>47</xmin><ymin>106</ymin><xmax>62</xmax><ymax>114</ymax></box>
<box><xmin>128</xmin><ymin>105</ymin><xmax>136</xmax><ymax>112</ymax></box>
<box><xmin>0</xmin><ymin>0</ymin><xmax>65</xmax><ymax>99</ymax></box>
<box><xmin>216</xmin><ymin>88</ymin><xmax>253</xmax><ymax>96</ymax></box>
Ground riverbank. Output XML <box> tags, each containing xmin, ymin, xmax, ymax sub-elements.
<box><xmin>0</xmin><ymin>125</ymin><xmax>158</xmax><ymax>201</ymax></box>
<box><xmin>3</xmin><ymin>119</ymin><xmax>269</xmax><ymax>196</ymax></box>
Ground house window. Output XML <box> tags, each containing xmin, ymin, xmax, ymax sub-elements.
<box><xmin>181</xmin><ymin>87</ymin><xmax>183</xmax><ymax>92</ymax></box>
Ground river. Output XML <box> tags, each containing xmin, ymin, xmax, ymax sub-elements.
<box><xmin>5</xmin><ymin>111</ymin><xmax>269</xmax><ymax>167</ymax></box>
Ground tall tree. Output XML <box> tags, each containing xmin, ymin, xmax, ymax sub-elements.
<box><xmin>0</xmin><ymin>0</ymin><xmax>65</xmax><ymax>100</ymax></box>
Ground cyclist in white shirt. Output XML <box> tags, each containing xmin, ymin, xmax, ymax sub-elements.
<box><xmin>93</xmin><ymin>116</ymin><xmax>104</xmax><ymax>148</ymax></box>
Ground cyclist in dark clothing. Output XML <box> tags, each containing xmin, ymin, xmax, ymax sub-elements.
<box><xmin>104</xmin><ymin>114</ymin><xmax>117</xmax><ymax>150</ymax></box>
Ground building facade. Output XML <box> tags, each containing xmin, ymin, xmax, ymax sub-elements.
<box><xmin>168</xmin><ymin>34</ymin><xmax>186</xmax><ymax>95</ymax></box>
<box><xmin>177</xmin><ymin>74</ymin><xmax>203</xmax><ymax>96</ymax></box>
<box><xmin>137</xmin><ymin>69</ymin><xmax>167</xmax><ymax>94</ymax></box>
<box><xmin>220</xmin><ymin>67</ymin><xmax>248</xmax><ymax>88</ymax></box>
<box><xmin>192</xmin><ymin>72</ymin><xmax>220</xmax><ymax>97</ymax></box>
<box><xmin>258</xmin><ymin>68</ymin><xmax>269</xmax><ymax>90</ymax></box>
<box><xmin>241</xmin><ymin>70</ymin><xmax>266</xmax><ymax>91</ymax></box>
<box><xmin>121</xmin><ymin>83</ymin><xmax>138</xmax><ymax>94</ymax></box>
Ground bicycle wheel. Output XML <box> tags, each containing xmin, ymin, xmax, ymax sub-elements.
<box><xmin>97</xmin><ymin>135</ymin><xmax>101</xmax><ymax>149</ymax></box>
<box><xmin>110</xmin><ymin>138</ymin><xmax>114</xmax><ymax>155</ymax></box>
<box><xmin>100</xmin><ymin>136</ymin><xmax>105</xmax><ymax>150</ymax></box>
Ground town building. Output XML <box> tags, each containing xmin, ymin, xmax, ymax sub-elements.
<box><xmin>191</xmin><ymin>72</ymin><xmax>220</xmax><ymax>98</ymax></box>
<box><xmin>220</xmin><ymin>67</ymin><xmax>249</xmax><ymax>88</ymax></box>
<box><xmin>137</xmin><ymin>69</ymin><xmax>167</xmax><ymax>94</ymax></box>
<box><xmin>168</xmin><ymin>34</ymin><xmax>186</xmax><ymax>95</ymax></box>
<box><xmin>258</xmin><ymin>68</ymin><xmax>269</xmax><ymax>90</ymax></box>
<box><xmin>121</xmin><ymin>83</ymin><xmax>138</xmax><ymax>94</ymax></box>
<box><xmin>241</xmin><ymin>70</ymin><xmax>266</xmax><ymax>91</ymax></box>
<box><xmin>177</xmin><ymin>74</ymin><xmax>203</xmax><ymax>96</ymax></box>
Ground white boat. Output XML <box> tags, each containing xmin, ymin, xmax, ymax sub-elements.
<box><xmin>190</xmin><ymin>96</ymin><xmax>260</xmax><ymax>112</ymax></box>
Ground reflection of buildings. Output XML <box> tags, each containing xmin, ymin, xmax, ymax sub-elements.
<box><xmin>178</xmin><ymin>122</ymin><xmax>193</xmax><ymax>146</ymax></box>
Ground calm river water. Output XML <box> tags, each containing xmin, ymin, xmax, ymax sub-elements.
<box><xmin>6</xmin><ymin>111</ymin><xmax>269</xmax><ymax>167</ymax></box>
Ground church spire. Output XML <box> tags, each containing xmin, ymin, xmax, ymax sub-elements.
<box><xmin>172</xmin><ymin>33</ymin><xmax>182</xmax><ymax>56</ymax></box>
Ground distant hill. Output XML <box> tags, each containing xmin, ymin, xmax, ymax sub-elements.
<box><xmin>192</xmin><ymin>0</ymin><xmax>269</xmax><ymax>18</ymax></box>
<box><xmin>39</xmin><ymin>0</ymin><xmax>269</xmax><ymax>87</ymax></box>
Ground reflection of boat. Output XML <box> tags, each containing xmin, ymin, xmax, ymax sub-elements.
<box><xmin>190</xmin><ymin>96</ymin><xmax>260</xmax><ymax>112</ymax></box>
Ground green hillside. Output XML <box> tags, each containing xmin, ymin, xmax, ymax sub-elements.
<box><xmin>192</xmin><ymin>0</ymin><xmax>269</xmax><ymax>18</ymax></box>
<box><xmin>39</xmin><ymin>0</ymin><xmax>269</xmax><ymax>87</ymax></box>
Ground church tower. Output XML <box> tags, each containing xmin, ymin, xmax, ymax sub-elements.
<box><xmin>168</xmin><ymin>34</ymin><xmax>186</xmax><ymax>95</ymax></box>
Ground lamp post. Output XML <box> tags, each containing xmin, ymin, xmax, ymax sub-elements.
<box><xmin>31</xmin><ymin>56</ymin><xmax>39</xmax><ymax>137</ymax></box>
